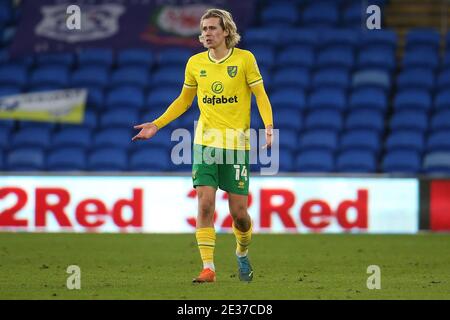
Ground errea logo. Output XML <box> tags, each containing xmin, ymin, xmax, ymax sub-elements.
<box><xmin>200</xmin><ymin>70</ymin><xmax>207</xmax><ymax>77</ymax></box>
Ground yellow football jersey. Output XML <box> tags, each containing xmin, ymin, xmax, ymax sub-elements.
<box><xmin>184</xmin><ymin>47</ymin><xmax>263</xmax><ymax>150</ymax></box>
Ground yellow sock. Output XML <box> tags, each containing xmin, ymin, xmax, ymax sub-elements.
<box><xmin>195</xmin><ymin>227</ymin><xmax>216</xmax><ymax>271</ymax></box>
<box><xmin>232</xmin><ymin>221</ymin><xmax>252</xmax><ymax>256</ymax></box>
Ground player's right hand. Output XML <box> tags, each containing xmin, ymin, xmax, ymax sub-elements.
<box><xmin>132</xmin><ymin>122</ymin><xmax>159</xmax><ymax>141</ymax></box>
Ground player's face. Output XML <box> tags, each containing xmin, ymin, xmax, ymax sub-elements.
<box><xmin>201</xmin><ymin>17</ymin><xmax>229</xmax><ymax>49</ymax></box>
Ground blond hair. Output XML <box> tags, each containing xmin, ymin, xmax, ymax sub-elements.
<box><xmin>199</xmin><ymin>8</ymin><xmax>241</xmax><ymax>48</ymax></box>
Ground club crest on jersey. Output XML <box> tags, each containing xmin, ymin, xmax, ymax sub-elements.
<box><xmin>227</xmin><ymin>66</ymin><xmax>238</xmax><ymax>78</ymax></box>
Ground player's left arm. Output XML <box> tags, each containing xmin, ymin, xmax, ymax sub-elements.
<box><xmin>251</xmin><ymin>82</ymin><xmax>273</xmax><ymax>149</ymax></box>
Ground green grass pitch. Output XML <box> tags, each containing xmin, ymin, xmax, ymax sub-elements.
<box><xmin>0</xmin><ymin>233</ymin><xmax>449</xmax><ymax>299</ymax></box>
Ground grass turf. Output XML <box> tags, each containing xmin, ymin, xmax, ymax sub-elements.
<box><xmin>0</xmin><ymin>233</ymin><xmax>449</xmax><ymax>300</ymax></box>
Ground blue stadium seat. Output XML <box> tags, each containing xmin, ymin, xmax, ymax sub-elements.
<box><xmin>261</xmin><ymin>3</ymin><xmax>299</xmax><ymax>26</ymax></box>
<box><xmin>308</xmin><ymin>88</ymin><xmax>346</xmax><ymax>111</ymax></box>
<box><xmin>346</xmin><ymin>110</ymin><xmax>384</xmax><ymax>133</ymax></box>
<box><xmin>320</xmin><ymin>29</ymin><xmax>360</xmax><ymax>49</ymax></box>
<box><xmin>158</xmin><ymin>48</ymin><xmax>192</xmax><ymax>66</ymax></box>
<box><xmin>0</xmin><ymin>2</ymin><xmax>13</xmax><ymax>25</ymax></box>
<box><xmin>273</xmin><ymin>108</ymin><xmax>302</xmax><ymax>131</ymax></box>
<box><xmin>0</xmin><ymin>49</ymin><xmax>9</xmax><ymax>64</ymax></box>
<box><xmin>110</xmin><ymin>67</ymin><xmax>149</xmax><ymax>89</ymax></box>
<box><xmin>434</xmin><ymin>90</ymin><xmax>450</xmax><ymax>110</ymax></box>
<box><xmin>6</xmin><ymin>147</ymin><xmax>45</xmax><ymax>171</ymax></box>
<box><xmin>86</xmin><ymin>88</ymin><xmax>104</xmax><ymax>109</ymax></box>
<box><xmin>427</xmin><ymin>131</ymin><xmax>450</xmax><ymax>152</ymax></box>
<box><xmin>423</xmin><ymin>152</ymin><xmax>450</xmax><ymax>175</ymax></box>
<box><xmin>11</xmin><ymin>128</ymin><xmax>51</xmax><ymax>149</ymax></box>
<box><xmin>47</xmin><ymin>147</ymin><xmax>87</xmax><ymax>171</ymax></box>
<box><xmin>100</xmin><ymin>109</ymin><xmax>139</xmax><ymax>129</ymax></box>
<box><xmin>29</xmin><ymin>66</ymin><xmax>69</xmax><ymax>88</ymax></box>
<box><xmin>0</xmin><ymin>149</ymin><xmax>3</xmax><ymax>170</ymax></box>
<box><xmin>436</xmin><ymin>70</ymin><xmax>450</xmax><ymax>90</ymax></box>
<box><xmin>71</xmin><ymin>67</ymin><xmax>109</xmax><ymax>89</ymax></box>
<box><xmin>349</xmin><ymin>88</ymin><xmax>387</xmax><ymax>112</ymax></box>
<box><xmin>147</xmin><ymin>88</ymin><xmax>179</xmax><ymax>109</ymax></box>
<box><xmin>78</xmin><ymin>48</ymin><xmax>114</xmax><ymax>67</ymax></box>
<box><xmin>316</xmin><ymin>47</ymin><xmax>354</xmax><ymax>69</ymax></box>
<box><xmin>0</xmin><ymin>85</ymin><xmax>20</xmax><ymax>97</ymax></box>
<box><xmin>390</xmin><ymin>111</ymin><xmax>428</xmax><ymax>133</ymax></box>
<box><xmin>277</xmin><ymin>128</ymin><xmax>298</xmax><ymax>152</ymax></box>
<box><xmin>0</xmin><ymin>119</ymin><xmax>15</xmax><ymax>130</ymax></box>
<box><xmin>272</xmin><ymin>67</ymin><xmax>310</xmax><ymax>90</ymax></box>
<box><xmin>247</xmin><ymin>45</ymin><xmax>275</xmax><ymax>69</ymax></box>
<box><xmin>386</xmin><ymin>131</ymin><xmax>425</xmax><ymax>153</ymax></box>
<box><xmin>92</xmin><ymin>128</ymin><xmax>132</xmax><ymax>150</ymax></box>
<box><xmin>382</xmin><ymin>150</ymin><xmax>421</xmax><ymax>174</ymax></box>
<box><xmin>393</xmin><ymin>90</ymin><xmax>432</xmax><ymax>112</ymax></box>
<box><xmin>431</xmin><ymin>110</ymin><xmax>450</xmax><ymax>131</ymax></box>
<box><xmin>302</xmin><ymin>3</ymin><xmax>339</xmax><ymax>27</ymax></box>
<box><xmin>396</xmin><ymin>68</ymin><xmax>435</xmax><ymax>91</ymax></box>
<box><xmin>352</xmin><ymin>69</ymin><xmax>391</xmax><ymax>91</ymax></box>
<box><xmin>151</xmin><ymin>66</ymin><xmax>184</xmax><ymax>88</ymax></box>
<box><xmin>311</xmin><ymin>68</ymin><xmax>349</xmax><ymax>90</ymax></box>
<box><xmin>0</xmin><ymin>126</ymin><xmax>10</xmax><ymax>149</ymax></box>
<box><xmin>105</xmin><ymin>87</ymin><xmax>145</xmax><ymax>110</ymax></box>
<box><xmin>250</xmin><ymin>109</ymin><xmax>264</xmax><ymax>130</ymax></box>
<box><xmin>278</xmin><ymin>150</ymin><xmax>295</xmax><ymax>172</ymax></box>
<box><xmin>244</xmin><ymin>28</ymin><xmax>280</xmax><ymax>47</ymax></box>
<box><xmin>406</xmin><ymin>28</ymin><xmax>441</xmax><ymax>52</ymax></box>
<box><xmin>299</xmin><ymin>130</ymin><xmax>338</xmax><ymax>152</ymax></box>
<box><xmin>278</xmin><ymin>29</ymin><xmax>317</xmax><ymax>47</ymax></box>
<box><xmin>0</xmin><ymin>64</ymin><xmax>27</xmax><ymax>87</ymax></box>
<box><xmin>295</xmin><ymin>150</ymin><xmax>334</xmax><ymax>172</ymax></box>
<box><xmin>403</xmin><ymin>48</ymin><xmax>439</xmax><ymax>69</ymax></box>
<box><xmin>129</xmin><ymin>147</ymin><xmax>171</xmax><ymax>171</ymax></box>
<box><xmin>270</xmin><ymin>89</ymin><xmax>306</xmax><ymax>110</ymax></box>
<box><xmin>357</xmin><ymin>48</ymin><xmax>396</xmax><ymax>71</ymax></box>
<box><xmin>35</xmin><ymin>52</ymin><xmax>75</xmax><ymax>68</ymax></box>
<box><xmin>342</xmin><ymin>3</ymin><xmax>364</xmax><ymax>27</ymax></box>
<box><xmin>117</xmin><ymin>48</ymin><xmax>154</xmax><ymax>68</ymax></box>
<box><xmin>58</xmin><ymin>109</ymin><xmax>98</xmax><ymax>130</ymax></box>
<box><xmin>336</xmin><ymin>150</ymin><xmax>376</xmax><ymax>173</ymax></box>
<box><xmin>340</xmin><ymin>130</ymin><xmax>381</xmax><ymax>154</ymax></box>
<box><xmin>88</xmin><ymin>148</ymin><xmax>127</xmax><ymax>171</ymax></box>
<box><xmin>275</xmin><ymin>45</ymin><xmax>314</xmax><ymax>68</ymax></box>
<box><xmin>304</xmin><ymin>110</ymin><xmax>343</xmax><ymax>131</ymax></box>
<box><xmin>360</xmin><ymin>30</ymin><xmax>397</xmax><ymax>52</ymax></box>
<box><xmin>52</xmin><ymin>127</ymin><xmax>91</xmax><ymax>149</ymax></box>
<box><xmin>18</xmin><ymin>121</ymin><xmax>56</xmax><ymax>131</ymax></box>
<box><xmin>441</xmin><ymin>51</ymin><xmax>450</xmax><ymax>69</ymax></box>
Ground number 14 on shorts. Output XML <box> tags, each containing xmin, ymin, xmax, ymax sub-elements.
<box><xmin>234</xmin><ymin>165</ymin><xmax>248</xmax><ymax>181</ymax></box>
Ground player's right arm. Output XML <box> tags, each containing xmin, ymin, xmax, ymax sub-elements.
<box><xmin>132</xmin><ymin>57</ymin><xmax>198</xmax><ymax>141</ymax></box>
<box><xmin>131</xmin><ymin>86</ymin><xmax>196</xmax><ymax>141</ymax></box>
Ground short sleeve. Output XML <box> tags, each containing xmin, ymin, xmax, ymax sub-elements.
<box><xmin>184</xmin><ymin>58</ymin><xmax>197</xmax><ymax>88</ymax></box>
<box><xmin>245</xmin><ymin>51</ymin><xmax>263</xmax><ymax>87</ymax></box>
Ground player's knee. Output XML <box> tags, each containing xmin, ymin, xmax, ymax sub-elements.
<box><xmin>198</xmin><ymin>199</ymin><xmax>215</xmax><ymax>218</ymax></box>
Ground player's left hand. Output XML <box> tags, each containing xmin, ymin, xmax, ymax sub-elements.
<box><xmin>262</xmin><ymin>125</ymin><xmax>273</xmax><ymax>149</ymax></box>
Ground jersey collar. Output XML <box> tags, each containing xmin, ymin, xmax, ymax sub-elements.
<box><xmin>208</xmin><ymin>47</ymin><xmax>234</xmax><ymax>64</ymax></box>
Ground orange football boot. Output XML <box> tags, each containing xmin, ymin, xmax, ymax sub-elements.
<box><xmin>192</xmin><ymin>268</ymin><xmax>216</xmax><ymax>283</ymax></box>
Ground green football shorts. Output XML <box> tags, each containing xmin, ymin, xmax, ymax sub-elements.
<box><xmin>192</xmin><ymin>144</ymin><xmax>250</xmax><ymax>195</ymax></box>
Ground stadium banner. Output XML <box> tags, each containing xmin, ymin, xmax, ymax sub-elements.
<box><xmin>0</xmin><ymin>176</ymin><xmax>419</xmax><ymax>233</ymax></box>
<box><xmin>430</xmin><ymin>180</ymin><xmax>450</xmax><ymax>231</ymax></box>
<box><xmin>9</xmin><ymin>0</ymin><xmax>255</xmax><ymax>56</ymax></box>
<box><xmin>0</xmin><ymin>89</ymin><xmax>86</xmax><ymax>123</ymax></box>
